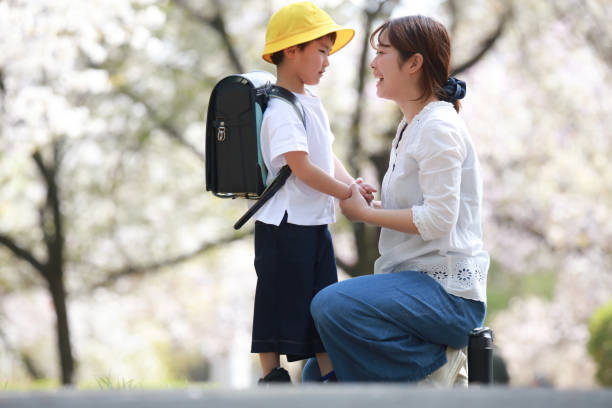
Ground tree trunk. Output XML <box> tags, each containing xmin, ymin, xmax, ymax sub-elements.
<box><xmin>33</xmin><ymin>147</ymin><xmax>74</xmax><ymax>386</ymax></box>
<box><xmin>342</xmin><ymin>0</ymin><xmax>398</xmax><ymax>278</ymax></box>
<box><xmin>47</xmin><ymin>272</ymin><xmax>73</xmax><ymax>385</ymax></box>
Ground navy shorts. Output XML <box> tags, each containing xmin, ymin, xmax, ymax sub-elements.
<box><xmin>251</xmin><ymin>214</ymin><xmax>338</xmax><ymax>362</ymax></box>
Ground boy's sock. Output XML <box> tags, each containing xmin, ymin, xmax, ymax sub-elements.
<box><xmin>319</xmin><ymin>370</ymin><xmax>337</xmax><ymax>383</ymax></box>
<box><xmin>258</xmin><ymin>367</ymin><xmax>292</xmax><ymax>384</ymax></box>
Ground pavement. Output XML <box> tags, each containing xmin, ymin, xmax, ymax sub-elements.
<box><xmin>1</xmin><ymin>385</ymin><xmax>612</xmax><ymax>408</ymax></box>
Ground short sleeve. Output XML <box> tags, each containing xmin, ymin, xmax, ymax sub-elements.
<box><xmin>411</xmin><ymin>119</ymin><xmax>467</xmax><ymax>240</ymax></box>
<box><xmin>262</xmin><ymin>100</ymin><xmax>309</xmax><ymax>169</ymax></box>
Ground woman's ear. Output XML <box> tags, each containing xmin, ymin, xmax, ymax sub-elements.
<box><xmin>404</xmin><ymin>53</ymin><xmax>424</xmax><ymax>74</ymax></box>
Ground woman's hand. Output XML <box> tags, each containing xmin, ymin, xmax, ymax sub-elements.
<box><xmin>355</xmin><ymin>177</ymin><xmax>377</xmax><ymax>204</ymax></box>
<box><xmin>341</xmin><ymin>187</ymin><xmax>418</xmax><ymax>233</ymax></box>
<box><xmin>340</xmin><ymin>183</ymin><xmax>371</xmax><ymax>222</ymax></box>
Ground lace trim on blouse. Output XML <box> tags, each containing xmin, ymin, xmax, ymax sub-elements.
<box><xmin>408</xmin><ymin>258</ymin><xmax>486</xmax><ymax>290</ymax></box>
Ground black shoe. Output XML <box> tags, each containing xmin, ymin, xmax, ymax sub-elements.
<box><xmin>258</xmin><ymin>367</ymin><xmax>292</xmax><ymax>384</ymax></box>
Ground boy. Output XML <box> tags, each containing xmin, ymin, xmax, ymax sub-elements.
<box><xmin>252</xmin><ymin>2</ymin><xmax>375</xmax><ymax>383</ymax></box>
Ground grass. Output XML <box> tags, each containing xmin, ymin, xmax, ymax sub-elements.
<box><xmin>95</xmin><ymin>375</ymin><xmax>136</xmax><ymax>390</ymax></box>
<box><xmin>87</xmin><ymin>377</ymin><xmax>207</xmax><ymax>390</ymax></box>
<box><xmin>0</xmin><ymin>378</ymin><xmax>216</xmax><ymax>391</ymax></box>
<box><xmin>0</xmin><ymin>379</ymin><xmax>59</xmax><ymax>391</ymax></box>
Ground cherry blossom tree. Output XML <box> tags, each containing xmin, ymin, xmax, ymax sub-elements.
<box><xmin>1</xmin><ymin>0</ymin><xmax>611</xmax><ymax>388</ymax></box>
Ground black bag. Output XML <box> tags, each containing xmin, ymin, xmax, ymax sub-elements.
<box><xmin>205</xmin><ymin>71</ymin><xmax>305</xmax><ymax>229</ymax></box>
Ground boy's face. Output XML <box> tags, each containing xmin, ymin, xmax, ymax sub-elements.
<box><xmin>293</xmin><ymin>36</ymin><xmax>333</xmax><ymax>86</ymax></box>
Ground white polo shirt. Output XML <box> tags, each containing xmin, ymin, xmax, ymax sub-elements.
<box><xmin>254</xmin><ymin>89</ymin><xmax>336</xmax><ymax>226</ymax></box>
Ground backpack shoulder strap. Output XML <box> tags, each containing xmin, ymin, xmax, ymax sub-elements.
<box><xmin>232</xmin><ymin>85</ymin><xmax>307</xmax><ymax>230</ymax></box>
<box><xmin>266</xmin><ymin>85</ymin><xmax>306</xmax><ymax>128</ymax></box>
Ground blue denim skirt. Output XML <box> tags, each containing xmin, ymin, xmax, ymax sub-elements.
<box><xmin>303</xmin><ymin>270</ymin><xmax>486</xmax><ymax>381</ymax></box>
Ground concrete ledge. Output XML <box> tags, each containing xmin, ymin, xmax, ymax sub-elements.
<box><xmin>1</xmin><ymin>385</ymin><xmax>611</xmax><ymax>408</ymax></box>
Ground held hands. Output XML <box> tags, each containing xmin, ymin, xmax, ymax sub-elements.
<box><xmin>354</xmin><ymin>177</ymin><xmax>377</xmax><ymax>204</ymax></box>
<box><xmin>340</xmin><ymin>183</ymin><xmax>371</xmax><ymax>222</ymax></box>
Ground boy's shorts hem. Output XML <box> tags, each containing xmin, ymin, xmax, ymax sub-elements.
<box><xmin>251</xmin><ymin>339</ymin><xmax>326</xmax><ymax>362</ymax></box>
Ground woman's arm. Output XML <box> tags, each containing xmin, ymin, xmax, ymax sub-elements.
<box><xmin>409</xmin><ymin>120</ymin><xmax>465</xmax><ymax>240</ymax></box>
<box><xmin>285</xmin><ymin>151</ymin><xmax>351</xmax><ymax>199</ymax></box>
<box><xmin>340</xmin><ymin>184</ymin><xmax>419</xmax><ymax>234</ymax></box>
<box><xmin>333</xmin><ymin>155</ymin><xmax>377</xmax><ymax>202</ymax></box>
<box><xmin>342</xmin><ymin>120</ymin><xmax>466</xmax><ymax>238</ymax></box>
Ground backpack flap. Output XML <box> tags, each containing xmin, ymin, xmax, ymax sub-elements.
<box><xmin>206</xmin><ymin>75</ymin><xmax>267</xmax><ymax>198</ymax></box>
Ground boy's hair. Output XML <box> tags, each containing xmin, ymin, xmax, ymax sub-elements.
<box><xmin>270</xmin><ymin>32</ymin><xmax>337</xmax><ymax>66</ymax></box>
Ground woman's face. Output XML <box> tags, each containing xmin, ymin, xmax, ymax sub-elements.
<box><xmin>369</xmin><ymin>31</ymin><xmax>412</xmax><ymax>101</ymax></box>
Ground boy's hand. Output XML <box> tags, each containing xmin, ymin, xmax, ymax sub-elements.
<box><xmin>355</xmin><ymin>178</ymin><xmax>377</xmax><ymax>204</ymax></box>
<box><xmin>340</xmin><ymin>184</ymin><xmax>370</xmax><ymax>222</ymax></box>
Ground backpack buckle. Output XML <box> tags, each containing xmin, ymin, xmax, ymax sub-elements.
<box><xmin>217</xmin><ymin>122</ymin><xmax>226</xmax><ymax>142</ymax></box>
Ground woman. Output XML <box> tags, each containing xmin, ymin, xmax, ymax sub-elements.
<box><xmin>303</xmin><ymin>15</ymin><xmax>488</xmax><ymax>385</ymax></box>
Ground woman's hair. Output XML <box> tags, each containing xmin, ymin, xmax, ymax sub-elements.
<box><xmin>370</xmin><ymin>15</ymin><xmax>461</xmax><ymax>112</ymax></box>
<box><xmin>271</xmin><ymin>32</ymin><xmax>337</xmax><ymax>66</ymax></box>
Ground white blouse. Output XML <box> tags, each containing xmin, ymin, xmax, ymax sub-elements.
<box><xmin>374</xmin><ymin>101</ymin><xmax>489</xmax><ymax>303</ymax></box>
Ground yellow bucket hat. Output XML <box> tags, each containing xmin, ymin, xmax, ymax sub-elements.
<box><xmin>262</xmin><ymin>1</ymin><xmax>355</xmax><ymax>63</ymax></box>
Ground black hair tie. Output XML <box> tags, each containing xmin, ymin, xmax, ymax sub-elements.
<box><xmin>443</xmin><ymin>76</ymin><xmax>466</xmax><ymax>101</ymax></box>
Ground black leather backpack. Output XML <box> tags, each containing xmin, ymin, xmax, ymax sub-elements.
<box><xmin>205</xmin><ymin>71</ymin><xmax>305</xmax><ymax>229</ymax></box>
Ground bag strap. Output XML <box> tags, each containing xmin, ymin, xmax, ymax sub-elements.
<box><xmin>233</xmin><ymin>165</ymin><xmax>292</xmax><ymax>230</ymax></box>
<box><xmin>233</xmin><ymin>85</ymin><xmax>306</xmax><ymax>230</ymax></box>
<box><xmin>267</xmin><ymin>85</ymin><xmax>307</xmax><ymax>128</ymax></box>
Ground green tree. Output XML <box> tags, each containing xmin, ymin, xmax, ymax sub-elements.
<box><xmin>588</xmin><ymin>300</ymin><xmax>612</xmax><ymax>386</ymax></box>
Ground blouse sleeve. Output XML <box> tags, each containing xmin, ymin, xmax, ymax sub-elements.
<box><xmin>411</xmin><ymin>119</ymin><xmax>467</xmax><ymax>241</ymax></box>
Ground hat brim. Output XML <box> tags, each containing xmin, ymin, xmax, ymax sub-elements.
<box><xmin>263</xmin><ymin>25</ymin><xmax>355</xmax><ymax>63</ymax></box>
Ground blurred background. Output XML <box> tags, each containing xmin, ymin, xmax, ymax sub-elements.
<box><xmin>1</xmin><ymin>0</ymin><xmax>611</xmax><ymax>390</ymax></box>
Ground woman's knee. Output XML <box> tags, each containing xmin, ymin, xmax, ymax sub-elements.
<box><xmin>311</xmin><ymin>283</ymin><xmax>341</xmax><ymax>323</ymax></box>
<box><xmin>301</xmin><ymin>358</ymin><xmax>321</xmax><ymax>382</ymax></box>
